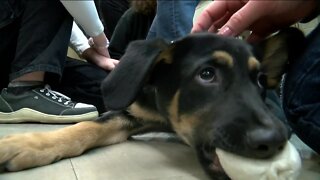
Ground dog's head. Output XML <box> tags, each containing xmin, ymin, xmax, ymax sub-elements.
<box><xmin>101</xmin><ymin>28</ymin><xmax>305</xmax><ymax>179</ymax></box>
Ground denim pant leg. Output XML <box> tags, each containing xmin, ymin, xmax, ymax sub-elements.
<box><xmin>147</xmin><ymin>0</ymin><xmax>200</xmax><ymax>42</ymax></box>
<box><xmin>0</xmin><ymin>19</ymin><xmax>18</xmax><ymax>89</ymax></box>
<box><xmin>0</xmin><ymin>0</ymin><xmax>25</xmax><ymax>89</ymax></box>
<box><xmin>282</xmin><ymin>24</ymin><xmax>320</xmax><ymax>154</ymax></box>
<box><xmin>2</xmin><ymin>0</ymin><xmax>73</xmax><ymax>82</ymax></box>
<box><xmin>49</xmin><ymin>58</ymin><xmax>109</xmax><ymax>114</ymax></box>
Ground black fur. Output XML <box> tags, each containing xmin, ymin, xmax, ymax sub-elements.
<box><xmin>100</xmin><ymin>28</ymin><xmax>305</xmax><ymax>179</ymax></box>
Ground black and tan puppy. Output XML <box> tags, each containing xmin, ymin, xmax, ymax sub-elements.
<box><xmin>0</xmin><ymin>28</ymin><xmax>304</xmax><ymax>179</ymax></box>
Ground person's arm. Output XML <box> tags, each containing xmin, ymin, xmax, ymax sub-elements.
<box><xmin>60</xmin><ymin>0</ymin><xmax>103</xmax><ymax>37</ymax></box>
<box><xmin>70</xmin><ymin>22</ymin><xmax>119</xmax><ymax>71</ymax></box>
<box><xmin>61</xmin><ymin>0</ymin><xmax>109</xmax><ymax>57</ymax></box>
<box><xmin>70</xmin><ymin>21</ymin><xmax>90</xmax><ymax>56</ymax></box>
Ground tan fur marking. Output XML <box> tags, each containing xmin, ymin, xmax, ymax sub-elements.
<box><xmin>129</xmin><ymin>103</ymin><xmax>167</xmax><ymax>123</ymax></box>
<box><xmin>0</xmin><ymin>120</ymin><xmax>131</xmax><ymax>171</ymax></box>
<box><xmin>51</xmin><ymin>119</ymin><xmax>130</xmax><ymax>152</ymax></box>
<box><xmin>212</xmin><ymin>51</ymin><xmax>233</xmax><ymax>67</ymax></box>
<box><xmin>156</xmin><ymin>47</ymin><xmax>174</xmax><ymax>64</ymax></box>
<box><xmin>266</xmin><ymin>79</ymin><xmax>279</xmax><ymax>89</ymax></box>
<box><xmin>248</xmin><ymin>57</ymin><xmax>260</xmax><ymax>71</ymax></box>
<box><xmin>168</xmin><ymin>91</ymin><xmax>198</xmax><ymax>146</ymax></box>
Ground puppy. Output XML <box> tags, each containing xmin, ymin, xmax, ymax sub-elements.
<box><xmin>0</xmin><ymin>28</ymin><xmax>304</xmax><ymax>179</ymax></box>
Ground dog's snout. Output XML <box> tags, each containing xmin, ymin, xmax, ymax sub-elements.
<box><xmin>246</xmin><ymin>127</ymin><xmax>287</xmax><ymax>158</ymax></box>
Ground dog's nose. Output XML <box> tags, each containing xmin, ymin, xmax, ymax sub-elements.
<box><xmin>246</xmin><ymin>128</ymin><xmax>287</xmax><ymax>158</ymax></box>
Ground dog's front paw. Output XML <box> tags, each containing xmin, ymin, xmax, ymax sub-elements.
<box><xmin>0</xmin><ymin>133</ymin><xmax>61</xmax><ymax>172</ymax></box>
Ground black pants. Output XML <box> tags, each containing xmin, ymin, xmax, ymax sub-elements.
<box><xmin>95</xmin><ymin>0</ymin><xmax>129</xmax><ymax>39</ymax></box>
<box><xmin>50</xmin><ymin>58</ymin><xmax>109</xmax><ymax>114</ymax></box>
<box><xmin>0</xmin><ymin>0</ymin><xmax>72</xmax><ymax>87</ymax></box>
<box><xmin>0</xmin><ymin>0</ymin><xmax>108</xmax><ymax>114</ymax></box>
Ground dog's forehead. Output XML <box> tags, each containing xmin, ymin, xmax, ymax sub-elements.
<box><xmin>173</xmin><ymin>33</ymin><xmax>258</xmax><ymax>70</ymax></box>
<box><xmin>174</xmin><ymin>33</ymin><xmax>251</xmax><ymax>56</ymax></box>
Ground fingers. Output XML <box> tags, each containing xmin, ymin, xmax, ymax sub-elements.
<box><xmin>192</xmin><ymin>1</ymin><xmax>229</xmax><ymax>33</ymax></box>
<box><xmin>192</xmin><ymin>1</ymin><xmax>269</xmax><ymax>38</ymax></box>
<box><xmin>112</xmin><ymin>59</ymin><xmax>119</xmax><ymax>66</ymax></box>
<box><xmin>218</xmin><ymin>2</ymin><xmax>263</xmax><ymax>36</ymax></box>
<box><xmin>210</xmin><ymin>12</ymin><xmax>232</xmax><ymax>33</ymax></box>
<box><xmin>97</xmin><ymin>58</ymin><xmax>119</xmax><ymax>71</ymax></box>
<box><xmin>82</xmin><ymin>47</ymin><xmax>119</xmax><ymax>71</ymax></box>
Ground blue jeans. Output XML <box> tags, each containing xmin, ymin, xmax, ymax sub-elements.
<box><xmin>146</xmin><ymin>0</ymin><xmax>200</xmax><ymax>42</ymax></box>
<box><xmin>282</xmin><ymin>24</ymin><xmax>320</xmax><ymax>154</ymax></box>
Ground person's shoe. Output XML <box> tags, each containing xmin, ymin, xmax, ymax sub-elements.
<box><xmin>0</xmin><ymin>85</ymin><xmax>98</xmax><ymax>123</ymax></box>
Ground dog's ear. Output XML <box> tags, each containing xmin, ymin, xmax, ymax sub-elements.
<box><xmin>101</xmin><ymin>39</ymin><xmax>170</xmax><ymax>110</ymax></box>
<box><xmin>254</xmin><ymin>28</ymin><xmax>305</xmax><ymax>88</ymax></box>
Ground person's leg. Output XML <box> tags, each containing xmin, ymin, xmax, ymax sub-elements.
<box><xmin>9</xmin><ymin>1</ymin><xmax>71</xmax><ymax>81</ymax></box>
<box><xmin>0</xmin><ymin>0</ymin><xmax>26</xmax><ymax>89</ymax></box>
<box><xmin>0</xmin><ymin>0</ymin><xmax>98</xmax><ymax>123</ymax></box>
<box><xmin>95</xmin><ymin>0</ymin><xmax>129</xmax><ymax>39</ymax></box>
<box><xmin>50</xmin><ymin>58</ymin><xmax>109</xmax><ymax>114</ymax></box>
<box><xmin>147</xmin><ymin>0</ymin><xmax>200</xmax><ymax>42</ymax></box>
<box><xmin>282</xmin><ymin>24</ymin><xmax>320</xmax><ymax>154</ymax></box>
<box><xmin>0</xmin><ymin>18</ymin><xmax>18</xmax><ymax>90</ymax></box>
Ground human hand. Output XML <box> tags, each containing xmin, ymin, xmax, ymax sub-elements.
<box><xmin>192</xmin><ymin>0</ymin><xmax>317</xmax><ymax>42</ymax></box>
<box><xmin>82</xmin><ymin>47</ymin><xmax>119</xmax><ymax>71</ymax></box>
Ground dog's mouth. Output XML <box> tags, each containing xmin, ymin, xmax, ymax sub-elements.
<box><xmin>197</xmin><ymin>142</ymin><xmax>301</xmax><ymax>180</ymax></box>
<box><xmin>209</xmin><ymin>150</ymin><xmax>224</xmax><ymax>172</ymax></box>
<box><xmin>198</xmin><ymin>146</ymin><xmax>231</xmax><ymax>180</ymax></box>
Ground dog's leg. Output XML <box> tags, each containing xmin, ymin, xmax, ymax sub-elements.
<box><xmin>0</xmin><ymin>111</ymin><xmax>143</xmax><ymax>172</ymax></box>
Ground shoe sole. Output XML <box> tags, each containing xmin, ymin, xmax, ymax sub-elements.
<box><xmin>0</xmin><ymin>108</ymin><xmax>98</xmax><ymax>123</ymax></box>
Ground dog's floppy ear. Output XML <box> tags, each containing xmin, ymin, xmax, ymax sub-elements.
<box><xmin>101</xmin><ymin>39</ymin><xmax>170</xmax><ymax>110</ymax></box>
<box><xmin>254</xmin><ymin>28</ymin><xmax>305</xmax><ymax>88</ymax></box>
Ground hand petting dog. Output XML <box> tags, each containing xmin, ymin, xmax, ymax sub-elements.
<box><xmin>192</xmin><ymin>0</ymin><xmax>317</xmax><ymax>42</ymax></box>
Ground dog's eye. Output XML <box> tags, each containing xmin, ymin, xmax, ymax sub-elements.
<box><xmin>198</xmin><ymin>67</ymin><xmax>217</xmax><ymax>83</ymax></box>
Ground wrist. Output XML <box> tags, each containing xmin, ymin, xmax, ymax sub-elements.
<box><xmin>81</xmin><ymin>48</ymin><xmax>93</xmax><ymax>59</ymax></box>
<box><xmin>90</xmin><ymin>32</ymin><xmax>109</xmax><ymax>48</ymax></box>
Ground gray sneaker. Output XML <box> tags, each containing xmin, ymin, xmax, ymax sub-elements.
<box><xmin>0</xmin><ymin>85</ymin><xmax>98</xmax><ymax>123</ymax></box>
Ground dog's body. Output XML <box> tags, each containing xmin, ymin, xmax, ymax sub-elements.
<box><xmin>0</xmin><ymin>29</ymin><xmax>304</xmax><ymax>179</ymax></box>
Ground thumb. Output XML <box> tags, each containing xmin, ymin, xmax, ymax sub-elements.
<box><xmin>218</xmin><ymin>2</ymin><xmax>262</xmax><ymax>36</ymax></box>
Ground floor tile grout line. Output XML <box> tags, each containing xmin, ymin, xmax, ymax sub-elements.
<box><xmin>69</xmin><ymin>158</ymin><xmax>79</xmax><ymax>180</ymax></box>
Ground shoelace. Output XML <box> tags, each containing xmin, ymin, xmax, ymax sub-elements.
<box><xmin>39</xmin><ymin>85</ymin><xmax>72</xmax><ymax>105</ymax></box>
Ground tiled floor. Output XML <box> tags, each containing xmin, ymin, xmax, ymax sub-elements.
<box><xmin>0</xmin><ymin>124</ymin><xmax>319</xmax><ymax>180</ymax></box>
